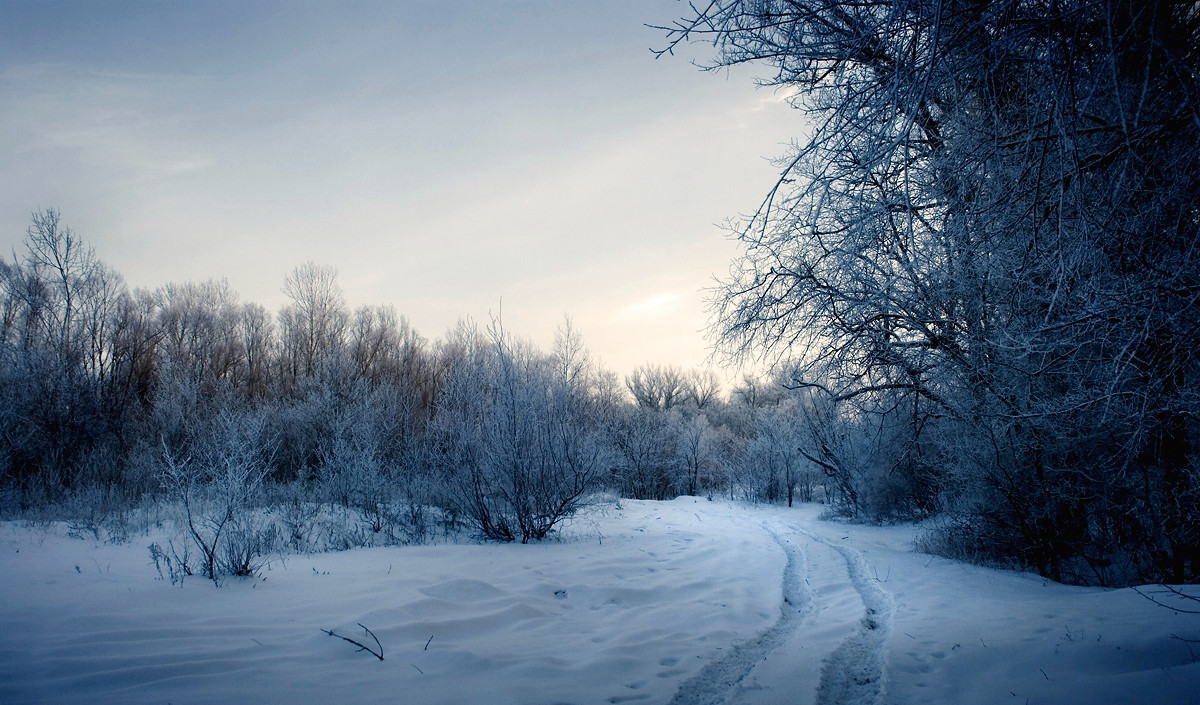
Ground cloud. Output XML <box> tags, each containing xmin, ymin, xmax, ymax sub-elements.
<box><xmin>619</xmin><ymin>292</ymin><xmax>683</xmax><ymax>321</ymax></box>
<box><xmin>751</xmin><ymin>85</ymin><xmax>800</xmax><ymax>112</ymax></box>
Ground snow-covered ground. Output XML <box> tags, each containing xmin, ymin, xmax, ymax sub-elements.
<box><xmin>1</xmin><ymin>498</ymin><xmax>1197</xmax><ymax>704</ymax></box>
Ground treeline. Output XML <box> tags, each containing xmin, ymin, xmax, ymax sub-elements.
<box><xmin>0</xmin><ymin>211</ymin><xmax>846</xmax><ymax>551</ymax></box>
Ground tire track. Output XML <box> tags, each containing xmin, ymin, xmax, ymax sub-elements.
<box><xmin>668</xmin><ymin>523</ymin><xmax>812</xmax><ymax>705</ymax></box>
<box><xmin>792</xmin><ymin>525</ymin><xmax>894</xmax><ymax>705</ymax></box>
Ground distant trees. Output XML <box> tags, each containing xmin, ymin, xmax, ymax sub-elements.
<box><xmin>0</xmin><ymin>210</ymin><xmax>133</xmax><ymax>496</ymax></box>
<box><xmin>238</xmin><ymin>302</ymin><xmax>274</xmax><ymax>398</ymax></box>
<box><xmin>685</xmin><ymin>368</ymin><xmax>722</xmax><ymax>410</ymax></box>
<box><xmin>0</xmin><ymin>210</ymin><xmax>853</xmax><ymax>559</ymax></box>
<box><xmin>664</xmin><ymin>0</ymin><xmax>1200</xmax><ymax>583</ymax></box>
<box><xmin>152</xmin><ymin>279</ymin><xmax>243</xmax><ymax>391</ymax></box>
<box><xmin>280</xmin><ymin>262</ymin><xmax>347</xmax><ymax>383</ymax></box>
<box><xmin>609</xmin><ymin>406</ymin><xmax>681</xmax><ymax>499</ymax></box>
<box><xmin>745</xmin><ymin>402</ymin><xmax>809</xmax><ymax>507</ymax></box>
<box><xmin>625</xmin><ymin>363</ymin><xmax>687</xmax><ymax>411</ymax></box>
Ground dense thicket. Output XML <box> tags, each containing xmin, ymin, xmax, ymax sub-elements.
<box><xmin>664</xmin><ymin>0</ymin><xmax>1200</xmax><ymax>584</ymax></box>
<box><xmin>1</xmin><ymin>213</ymin><xmax>841</xmax><ymax>563</ymax></box>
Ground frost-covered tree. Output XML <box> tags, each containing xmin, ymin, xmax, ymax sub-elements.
<box><xmin>676</xmin><ymin>412</ymin><xmax>719</xmax><ymax>497</ymax></box>
<box><xmin>609</xmin><ymin>406</ymin><xmax>681</xmax><ymax>500</ymax></box>
<box><xmin>280</xmin><ymin>262</ymin><xmax>348</xmax><ymax>383</ymax></box>
<box><xmin>663</xmin><ymin>0</ymin><xmax>1200</xmax><ymax>583</ymax></box>
<box><xmin>151</xmin><ymin>279</ymin><xmax>244</xmax><ymax>393</ymax></box>
<box><xmin>747</xmin><ymin>403</ymin><xmax>810</xmax><ymax>507</ymax></box>
<box><xmin>0</xmin><ymin>211</ymin><xmax>139</xmax><ymax>495</ymax></box>
<box><xmin>625</xmin><ymin>363</ymin><xmax>688</xmax><ymax>411</ymax></box>
<box><xmin>685</xmin><ymin>368</ymin><xmax>723</xmax><ymax>410</ymax></box>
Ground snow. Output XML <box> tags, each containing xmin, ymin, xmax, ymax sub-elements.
<box><xmin>1</xmin><ymin>498</ymin><xmax>1197</xmax><ymax>705</ymax></box>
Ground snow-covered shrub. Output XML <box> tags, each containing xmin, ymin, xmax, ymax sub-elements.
<box><xmin>221</xmin><ymin>513</ymin><xmax>277</xmax><ymax>577</ymax></box>
<box><xmin>433</xmin><ymin>322</ymin><xmax>606</xmax><ymax>543</ymax></box>
<box><xmin>59</xmin><ymin>484</ymin><xmax>134</xmax><ymax>542</ymax></box>
<box><xmin>148</xmin><ymin>538</ymin><xmax>193</xmax><ymax>586</ymax></box>
<box><xmin>270</xmin><ymin>483</ymin><xmax>323</xmax><ymax>552</ymax></box>
<box><xmin>158</xmin><ymin>409</ymin><xmax>275</xmax><ymax>583</ymax></box>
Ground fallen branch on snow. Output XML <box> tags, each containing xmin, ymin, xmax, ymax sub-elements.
<box><xmin>322</xmin><ymin>623</ymin><xmax>384</xmax><ymax>661</ymax></box>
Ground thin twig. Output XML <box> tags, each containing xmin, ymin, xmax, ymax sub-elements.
<box><xmin>322</xmin><ymin>624</ymin><xmax>384</xmax><ymax>661</ymax></box>
<box><xmin>1171</xmin><ymin>634</ymin><xmax>1200</xmax><ymax>664</ymax></box>
<box><xmin>424</xmin><ymin>634</ymin><xmax>434</xmax><ymax>651</ymax></box>
<box><xmin>1132</xmin><ymin>585</ymin><xmax>1200</xmax><ymax>614</ymax></box>
<box><xmin>358</xmin><ymin>623</ymin><xmax>383</xmax><ymax>660</ymax></box>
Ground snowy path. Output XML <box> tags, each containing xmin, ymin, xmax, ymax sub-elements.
<box><xmin>669</xmin><ymin>517</ymin><xmax>895</xmax><ymax>705</ymax></box>
<box><xmin>667</xmin><ymin>523</ymin><xmax>813</xmax><ymax>705</ymax></box>
<box><xmin>1</xmin><ymin>499</ymin><xmax>1196</xmax><ymax>705</ymax></box>
<box><xmin>796</xmin><ymin>524</ymin><xmax>894</xmax><ymax>705</ymax></box>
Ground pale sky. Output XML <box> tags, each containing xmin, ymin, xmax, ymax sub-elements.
<box><xmin>0</xmin><ymin>1</ymin><xmax>799</xmax><ymax>379</ymax></box>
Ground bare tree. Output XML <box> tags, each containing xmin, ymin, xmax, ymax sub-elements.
<box><xmin>730</xmin><ymin>374</ymin><xmax>783</xmax><ymax>409</ymax></box>
<box><xmin>152</xmin><ymin>279</ymin><xmax>243</xmax><ymax>392</ymax></box>
<box><xmin>609</xmin><ymin>406</ymin><xmax>681</xmax><ymax>500</ymax></box>
<box><xmin>280</xmin><ymin>262</ymin><xmax>348</xmax><ymax>381</ymax></box>
<box><xmin>21</xmin><ymin>209</ymin><xmax>97</xmax><ymax>357</ymax></box>
<box><xmin>625</xmin><ymin>363</ymin><xmax>687</xmax><ymax>411</ymax></box>
<box><xmin>755</xmin><ymin>403</ymin><xmax>812</xmax><ymax>507</ymax></box>
<box><xmin>685</xmin><ymin>368</ymin><xmax>723</xmax><ymax>410</ymax></box>
<box><xmin>552</xmin><ymin>314</ymin><xmax>591</xmax><ymax>394</ymax></box>
<box><xmin>0</xmin><ymin>212</ymin><xmax>135</xmax><ymax>494</ymax></box>
<box><xmin>238</xmin><ymin>302</ymin><xmax>274</xmax><ymax>398</ymax></box>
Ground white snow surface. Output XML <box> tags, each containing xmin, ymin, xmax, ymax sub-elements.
<box><xmin>1</xmin><ymin>498</ymin><xmax>1197</xmax><ymax>705</ymax></box>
